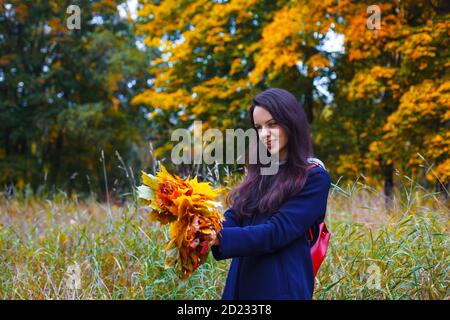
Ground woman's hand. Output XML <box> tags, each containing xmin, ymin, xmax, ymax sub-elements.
<box><xmin>210</xmin><ymin>230</ymin><xmax>220</xmax><ymax>246</ymax></box>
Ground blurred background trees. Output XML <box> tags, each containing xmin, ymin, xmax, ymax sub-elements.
<box><xmin>1</xmin><ymin>0</ymin><xmax>448</xmax><ymax>201</ymax></box>
<box><xmin>0</xmin><ymin>0</ymin><xmax>153</xmax><ymax>196</ymax></box>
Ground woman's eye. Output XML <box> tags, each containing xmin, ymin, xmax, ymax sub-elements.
<box><xmin>255</xmin><ymin>123</ymin><xmax>276</xmax><ymax>130</ymax></box>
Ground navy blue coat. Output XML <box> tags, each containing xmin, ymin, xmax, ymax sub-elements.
<box><xmin>211</xmin><ymin>165</ymin><xmax>331</xmax><ymax>300</ymax></box>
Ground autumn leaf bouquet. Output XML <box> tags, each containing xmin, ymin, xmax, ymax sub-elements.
<box><xmin>137</xmin><ymin>165</ymin><xmax>225</xmax><ymax>279</ymax></box>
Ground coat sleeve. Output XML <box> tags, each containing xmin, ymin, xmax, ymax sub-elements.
<box><xmin>212</xmin><ymin>169</ymin><xmax>331</xmax><ymax>260</ymax></box>
<box><xmin>221</xmin><ymin>208</ymin><xmax>241</xmax><ymax>228</ymax></box>
<box><xmin>211</xmin><ymin>208</ymin><xmax>240</xmax><ymax>260</ymax></box>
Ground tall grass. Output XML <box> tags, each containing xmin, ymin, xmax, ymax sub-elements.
<box><xmin>0</xmin><ymin>160</ymin><xmax>448</xmax><ymax>299</ymax></box>
<box><xmin>0</xmin><ymin>195</ymin><xmax>229</xmax><ymax>299</ymax></box>
<box><xmin>315</xmin><ymin>174</ymin><xmax>449</xmax><ymax>299</ymax></box>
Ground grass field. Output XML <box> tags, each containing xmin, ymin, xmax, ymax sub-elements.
<box><xmin>0</xmin><ymin>175</ymin><xmax>448</xmax><ymax>300</ymax></box>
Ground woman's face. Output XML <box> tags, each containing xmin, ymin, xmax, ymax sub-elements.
<box><xmin>253</xmin><ymin>106</ymin><xmax>288</xmax><ymax>161</ymax></box>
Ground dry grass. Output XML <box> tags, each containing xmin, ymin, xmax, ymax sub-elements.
<box><xmin>0</xmin><ymin>172</ymin><xmax>448</xmax><ymax>299</ymax></box>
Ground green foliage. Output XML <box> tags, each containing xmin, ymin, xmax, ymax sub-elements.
<box><xmin>1</xmin><ymin>0</ymin><xmax>448</xmax><ymax>197</ymax></box>
<box><xmin>0</xmin><ymin>0</ymin><xmax>153</xmax><ymax>194</ymax></box>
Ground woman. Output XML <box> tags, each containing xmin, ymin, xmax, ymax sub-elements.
<box><xmin>210</xmin><ymin>88</ymin><xmax>331</xmax><ymax>300</ymax></box>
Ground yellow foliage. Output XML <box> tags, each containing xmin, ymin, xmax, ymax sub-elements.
<box><xmin>138</xmin><ymin>165</ymin><xmax>225</xmax><ymax>279</ymax></box>
<box><xmin>131</xmin><ymin>89</ymin><xmax>193</xmax><ymax>111</ymax></box>
<box><xmin>250</xmin><ymin>5</ymin><xmax>304</xmax><ymax>83</ymax></box>
<box><xmin>31</xmin><ymin>141</ymin><xmax>37</xmax><ymax>156</ymax></box>
<box><xmin>428</xmin><ymin>158</ymin><xmax>450</xmax><ymax>183</ymax></box>
<box><xmin>153</xmin><ymin>143</ymin><xmax>175</xmax><ymax>158</ymax></box>
<box><xmin>346</xmin><ymin>66</ymin><xmax>396</xmax><ymax>101</ymax></box>
<box><xmin>402</xmin><ymin>32</ymin><xmax>436</xmax><ymax>61</ymax></box>
<box><xmin>192</xmin><ymin>77</ymin><xmax>248</xmax><ymax>102</ymax></box>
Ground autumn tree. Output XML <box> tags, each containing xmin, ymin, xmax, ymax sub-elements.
<box><xmin>132</xmin><ymin>0</ymin><xmax>339</xmax><ymax>174</ymax></box>
<box><xmin>0</xmin><ymin>0</ymin><xmax>152</xmax><ymax>195</ymax></box>
<box><xmin>319</xmin><ymin>0</ymin><xmax>449</xmax><ymax>204</ymax></box>
<box><xmin>2</xmin><ymin>0</ymin><xmax>448</xmax><ymax>198</ymax></box>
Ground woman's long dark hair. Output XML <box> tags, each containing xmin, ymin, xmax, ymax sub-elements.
<box><xmin>227</xmin><ymin>88</ymin><xmax>314</xmax><ymax>221</ymax></box>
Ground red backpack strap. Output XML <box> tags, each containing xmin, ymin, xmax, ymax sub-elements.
<box><xmin>306</xmin><ymin>162</ymin><xmax>320</xmax><ymax>170</ymax></box>
<box><xmin>306</xmin><ymin>161</ymin><xmax>321</xmax><ymax>243</ymax></box>
<box><xmin>307</xmin><ymin>227</ymin><xmax>314</xmax><ymax>242</ymax></box>
<box><xmin>305</xmin><ymin>161</ymin><xmax>330</xmax><ymax>277</ymax></box>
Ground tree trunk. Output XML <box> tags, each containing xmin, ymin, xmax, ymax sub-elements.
<box><xmin>383</xmin><ymin>163</ymin><xmax>394</xmax><ymax>213</ymax></box>
<box><xmin>52</xmin><ymin>130</ymin><xmax>64</xmax><ymax>187</ymax></box>
<box><xmin>305</xmin><ymin>79</ymin><xmax>314</xmax><ymax>124</ymax></box>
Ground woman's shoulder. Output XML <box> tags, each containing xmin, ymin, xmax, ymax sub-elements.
<box><xmin>307</xmin><ymin>157</ymin><xmax>326</xmax><ymax>170</ymax></box>
<box><xmin>285</xmin><ymin>160</ymin><xmax>331</xmax><ymax>205</ymax></box>
<box><xmin>305</xmin><ymin>158</ymin><xmax>331</xmax><ymax>189</ymax></box>
<box><xmin>307</xmin><ymin>158</ymin><xmax>329</xmax><ymax>177</ymax></box>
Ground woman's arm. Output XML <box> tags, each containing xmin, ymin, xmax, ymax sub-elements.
<box><xmin>212</xmin><ymin>169</ymin><xmax>331</xmax><ymax>260</ymax></box>
<box><xmin>221</xmin><ymin>208</ymin><xmax>240</xmax><ymax>228</ymax></box>
<box><xmin>211</xmin><ymin>208</ymin><xmax>239</xmax><ymax>260</ymax></box>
